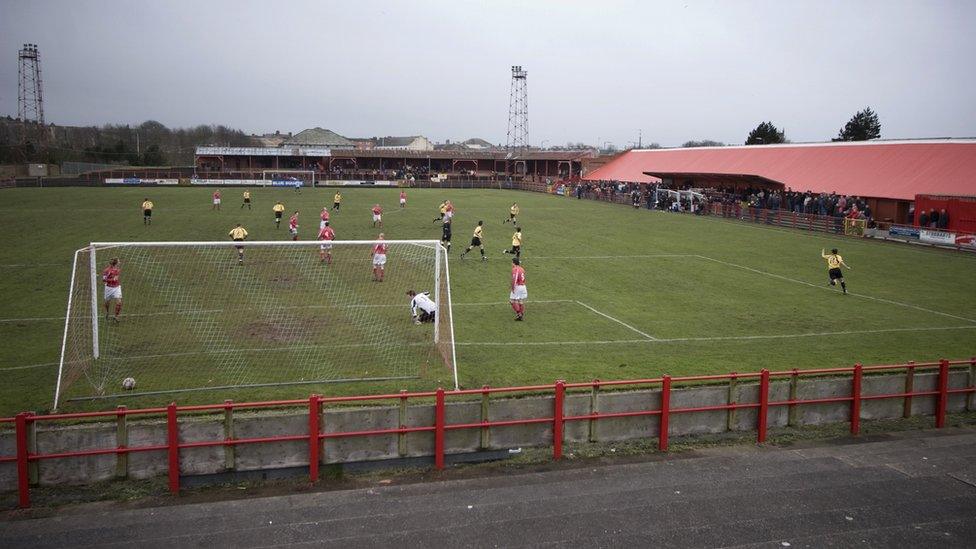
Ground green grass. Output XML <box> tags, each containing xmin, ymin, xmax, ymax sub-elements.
<box><xmin>1</xmin><ymin>186</ymin><xmax>974</xmax><ymax>416</ymax></box>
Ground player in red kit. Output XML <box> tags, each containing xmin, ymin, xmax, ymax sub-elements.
<box><xmin>372</xmin><ymin>233</ymin><xmax>387</xmax><ymax>282</ymax></box>
<box><xmin>509</xmin><ymin>257</ymin><xmax>527</xmax><ymax>321</ymax></box>
<box><xmin>212</xmin><ymin>189</ymin><xmax>222</xmax><ymax>210</ymax></box>
<box><xmin>319</xmin><ymin>207</ymin><xmax>330</xmax><ymax>229</ymax></box>
<box><xmin>288</xmin><ymin>211</ymin><xmax>299</xmax><ymax>240</ymax></box>
<box><xmin>399</xmin><ymin>190</ymin><xmax>407</xmax><ymax>208</ymax></box>
<box><xmin>318</xmin><ymin>221</ymin><xmax>336</xmax><ymax>264</ymax></box>
<box><xmin>102</xmin><ymin>258</ymin><xmax>123</xmax><ymax>323</ymax></box>
<box><xmin>371</xmin><ymin>204</ymin><xmax>383</xmax><ymax>228</ymax></box>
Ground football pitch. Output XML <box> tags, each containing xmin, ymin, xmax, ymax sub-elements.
<box><xmin>1</xmin><ymin>186</ymin><xmax>975</xmax><ymax>416</ymax></box>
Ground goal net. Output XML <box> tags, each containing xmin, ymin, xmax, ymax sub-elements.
<box><xmin>261</xmin><ymin>170</ymin><xmax>316</xmax><ymax>188</ymax></box>
<box><xmin>54</xmin><ymin>240</ymin><xmax>456</xmax><ymax>409</ymax></box>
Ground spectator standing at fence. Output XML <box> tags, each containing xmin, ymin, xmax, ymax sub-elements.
<box><xmin>938</xmin><ymin>209</ymin><xmax>949</xmax><ymax>229</ymax></box>
<box><xmin>919</xmin><ymin>210</ymin><xmax>929</xmax><ymax>227</ymax></box>
<box><xmin>929</xmin><ymin>209</ymin><xmax>939</xmax><ymax>229</ymax></box>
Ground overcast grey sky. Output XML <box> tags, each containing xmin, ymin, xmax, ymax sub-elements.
<box><xmin>1</xmin><ymin>0</ymin><xmax>974</xmax><ymax>147</ymax></box>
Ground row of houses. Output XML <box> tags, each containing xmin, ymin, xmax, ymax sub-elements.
<box><xmin>251</xmin><ymin>128</ymin><xmax>495</xmax><ymax>152</ymax></box>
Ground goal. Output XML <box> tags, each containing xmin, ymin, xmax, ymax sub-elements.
<box><xmin>54</xmin><ymin>240</ymin><xmax>456</xmax><ymax>409</ymax></box>
<box><xmin>261</xmin><ymin>170</ymin><xmax>316</xmax><ymax>188</ymax></box>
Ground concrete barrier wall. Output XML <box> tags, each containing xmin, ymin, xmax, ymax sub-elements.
<box><xmin>0</xmin><ymin>371</ymin><xmax>972</xmax><ymax>490</ymax></box>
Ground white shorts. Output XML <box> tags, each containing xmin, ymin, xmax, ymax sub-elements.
<box><xmin>104</xmin><ymin>285</ymin><xmax>122</xmax><ymax>301</ymax></box>
<box><xmin>373</xmin><ymin>253</ymin><xmax>387</xmax><ymax>267</ymax></box>
<box><xmin>290</xmin><ymin>227</ymin><xmax>298</xmax><ymax>235</ymax></box>
<box><xmin>319</xmin><ymin>243</ymin><xmax>332</xmax><ymax>251</ymax></box>
<box><xmin>510</xmin><ymin>285</ymin><xmax>527</xmax><ymax>301</ymax></box>
<box><xmin>400</xmin><ymin>198</ymin><xmax>406</xmax><ymax>205</ymax></box>
<box><xmin>213</xmin><ymin>198</ymin><xmax>221</xmax><ymax>205</ymax></box>
<box><xmin>373</xmin><ymin>214</ymin><xmax>382</xmax><ymax>222</ymax></box>
<box><xmin>444</xmin><ymin>212</ymin><xmax>454</xmax><ymax>221</ymax></box>
<box><xmin>320</xmin><ymin>220</ymin><xmax>327</xmax><ymax>229</ymax></box>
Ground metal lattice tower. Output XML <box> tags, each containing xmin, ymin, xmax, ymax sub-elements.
<box><xmin>18</xmin><ymin>43</ymin><xmax>46</xmax><ymax>146</ymax></box>
<box><xmin>506</xmin><ymin>65</ymin><xmax>528</xmax><ymax>150</ymax></box>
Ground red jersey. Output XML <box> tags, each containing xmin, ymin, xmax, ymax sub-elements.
<box><xmin>102</xmin><ymin>266</ymin><xmax>120</xmax><ymax>287</ymax></box>
<box><xmin>511</xmin><ymin>265</ymin><xmax>526</xmax><ymax>287</ymax></box>
<box><xmin>373</xmin><ymin>242</ymin><xmax>387</xmax><ymax>255</ymax></box>
<box><xmin>372</xmin><ymin>206</ymin><xmax>382</xmax><ymax>215</ymax></box>
<box><xmin>400</xmin><ymin>191</ymin><xmax>406</xmax><ymax>200</ymax></box>
<box><xmin>317</xmin><ymin>227</ymin><xmax>335</xmax><ymax>241</ymax></box>
<box><xmin>320</xmin><ymin>209</ymin><xmax>330</xmax><ymax>222</ymax></box>
<box><xmin>289</xmin><ymin>214</ymin><xmax>298</xmax><ymax>230</ymax></box>
<box><xmin>446</xmin><ymin>204</ymin><xmax>454</xmax><ymax>213</ymax></box>
<box><xmin>213</xmin><ymin>191</ymin><xmax>221</xmax><ymax>199</ymax></box>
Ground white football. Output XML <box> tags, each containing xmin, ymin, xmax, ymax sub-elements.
<box><xmin>122</xmin><ymin>377</ymin><xmax>136</xmax><ymax>390</ymax></box>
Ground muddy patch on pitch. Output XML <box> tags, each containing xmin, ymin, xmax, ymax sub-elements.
<box><xmin>240</xmin><ymin>316</ymin><xmax>331</xmax><ymax>343</ymax></box>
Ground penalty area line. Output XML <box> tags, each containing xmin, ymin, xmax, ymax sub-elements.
<box><xmin>574</xmin><ymin>300</ymin><xmax>657</xmax><ymax>340</ymax></box>
<box><xmin>694</xmin><ymin>255</ymin><xmax>976</xmax><ymax>324</ymax></box>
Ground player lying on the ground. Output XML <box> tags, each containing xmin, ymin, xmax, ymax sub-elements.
<box><xmin>460</xmin><ymin>221</ymin><xmax>487</xmax><ymax>261</ymax></box>
<box><xmin>407</xmin><ymin>289</ymin><xmax>437</xmax><ymax>324</ymax></box>
<box><xmin>510</xmin><ymin>256</ymin><xmax>527</xmax><ymax>321</ymax></box>
<box><xmin>141</xmin><ymin>198</ymin><xmax>154</xmax><ymax>225</ymax></box>
<box><xmin>102</xmin><ymin>257</ymin><xmax>122</xmax><ymax>323</ymax></box>
<box><xmin>821</xmin><ymin>248</ymin><xmax>852</xmax><ymax>294</ymax></box>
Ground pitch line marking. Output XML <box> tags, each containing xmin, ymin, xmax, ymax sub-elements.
<box><xmin>455</xmin><ymin>324</ymin><xmax>976</xmax><ymax>346</ymax></box>
<box><xmin>694</xmin><ymin>255</ymin><xmax>976</xmax><ymax>324</ymax></box>
<box><xmin>574</xmin><ymin>300</ymin><xmax>657</xmax><ymax>340</ymax></box>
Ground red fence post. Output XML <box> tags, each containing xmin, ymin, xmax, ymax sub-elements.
<box><xmin>434</xmin><ymin>387</ymin><xmax>445</xmax><ymax>470</ymax></box>
<box><xmin>166</xmin><ymin>402</ymin><xmax>180</xmax><ymax>494</ymax></box>
<box><xmin>936</xmin><ymin>359</ymin><xmax>950</xmax><ymax>428</ymax></box>
<box><xmin>659</xmin><ymin>375</ymin><xmax>671</xmax><ymax>452</ymax></box>
<box><xmin>308</xmin><ymin>395</ymin><xmax>320</xmax><ymax>483</ymax></box>
<box><xmin>851</xmin><ymin>363</ymin><xmax>862</xmax><ymax>435</ymax></box>
<box><xmin>15</xmin><ymin>413</ymin><xmax>30</xmax><ymax>508</ymax></box>
<box><xmin>757</xmin><ymin>369</ymin><xmax>770</xmax><ymax>443</ymax></box>
<box><xmin>553</xmin><ymin>381</ymin><xmax>565</xmax><ymax>460</ymax></box>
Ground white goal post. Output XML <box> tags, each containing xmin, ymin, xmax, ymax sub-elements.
<box><xmin>54</xmin><ymin>240</ymin><xmax>457</xmax><ymax>410</ymax></box>
<box><xmin>261</xmin><ymin>170</ymin><xmax>317</xmax><ymax>188</ymax></box>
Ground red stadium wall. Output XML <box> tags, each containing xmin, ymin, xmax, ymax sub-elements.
<box><xmin>914</xmin><ymin>195</ymin><xmax>976</xmax><ymax>233</ymax></box>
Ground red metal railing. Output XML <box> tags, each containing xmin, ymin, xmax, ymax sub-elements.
<box><xmin>2</xmin><ymin>358</ymin><xmax>974</xmax><ymax>508</ymax></box>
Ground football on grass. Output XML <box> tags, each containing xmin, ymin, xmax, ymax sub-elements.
<box><xmin>122</xmin><ymin>377</ymin><xmax>136</xmax><ymax>391</ymax></box>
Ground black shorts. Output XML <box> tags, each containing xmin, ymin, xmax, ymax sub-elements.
<box><xmin>275</xmin><ymin>212</ymin><xmax>283</xmax><ymax>219</ymax></box>
<box><xmin>244</xmin><ymin>198</ymin><xmax>251</xmax><ymax>203</ymax></box>
<box><xmin>471</xmin><ymin>237</ymin><xmax>482</xmax><ymax>247</ymax></box>
<box><xmin>828</xmin><ymin>268</ymin><xmax>843</xmax><ymax>280</ymax></box>
<box><xmin>333</xmin><ymin>202</ymin><xmax>340</xmax><ymax>209</ymax></box>
<box><xmin>442</xmin><ymin>229</ymin><xmax>452</xmax><ymax>241</ymax></box>
<box><xmin>144</xmin><ymin>209</ymin><xmax>152</xmax><ymax>217</ymax></box>
<box><xmin>418</xmin><ymin>310</ymin><xmax>436</xmax><ymax>323</ymax></box>
<box><xmin>511</xmin><ymin>245</ymin><xmax>521</xmax><ymax>253</ymax></box>
<box><xmin>509</xmin><ymin>213</ymin><xmax>516</xmax><ymax>219</ymax></box>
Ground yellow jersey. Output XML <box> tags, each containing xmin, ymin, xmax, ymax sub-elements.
<box><xmin>229</xmin><ymin>227</ymin><xmax>248</xmax><ymax>240</ymax></box>
<box><xmin>473</xmin><ymin>225</ymin><xmax>483</xmax><ymax>239</ymax></box>
<box><xmin>510</xmin><ymin>205</ymin><xmax>519</xmax><ymax>215</ymax></box>
<box><xmin>512</xmin><ymin>231</ymin><xmax>522</xmax><ymax>246</ymax></box>
<box><xmin>273</xmin><ymin>203</ymin><xmax>285</xmax><ymax>213</ymax></box>
<box><xmin>141</xmin><ymin>200</ymin><xmax>154</xmax><ymax>210</ymax></box>
<box><xmin>439</xmin><ymin>202</ymin><xmax>448</xmax><ymax>214</ymax></box>
<box><xmin>333</xmin><ymin>193</ymin><xmax>342</xmax><ymax>203</ymax></box>
<box><xmin>243</xmin><ymin>191</ymin><xmax>251</xmax><ymax>200</ymax></box>
<box><xmin>823</xmin><ymin>253</ymin><xmax>843</xmax><ymax>269</ymax></box>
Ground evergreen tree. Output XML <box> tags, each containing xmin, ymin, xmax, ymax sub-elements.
<box><xmin>835</xmin><ymin>107</ymin><xmax>881</xmax><ymax>141</ymax></box>
<box><xmin>745</xmin><ymin>122</ymin><xmax>786</xmax><ymax>145</ymax></box>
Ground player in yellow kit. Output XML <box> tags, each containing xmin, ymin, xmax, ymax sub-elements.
<box><xmin>821</xmin><ymin>248</ymin><xmax>852</xmax><ymax>294</ymax></box>
<box><xmin>502</xmin><ymin>226</ymin><xmax>522</xmax><ymax>259</ymax></box>
<box><xmin>332</xmin><ymin>191</ymin><xmax>342</xmax><ymax>212</ymax></box>
<box><xmin>229</xmin><ymin>224</ymin><xmax>249</xmax><ymax>265</ymax></box>
<box><xmin>241</xmin><ymin>190</ymin><xmax>252</xmax><ymax>210</ymax></box>
<box><xmin>459</xmin><ymin>221</ymin><xmax>487</xmax><ymax>261</ymax></box>
<box><xmin>272</xmin><ymin>201</ymin><xmax>285</xmax><ymax>228</ymax></box>
<box><xmin>141</xmin><ymin>197</ymin><xmax>154</xmax><ymax>225</ymax></box>
<box><xmin>504</xmin><ymin>202</ymin><xmax>519</xmax><ymax>224</ymax></box>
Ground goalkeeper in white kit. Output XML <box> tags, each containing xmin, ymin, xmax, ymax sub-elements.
<box><xmin>406</xmin><ymin>290</ymin><xmax>437</xmax><ymax>324</ymax></box>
